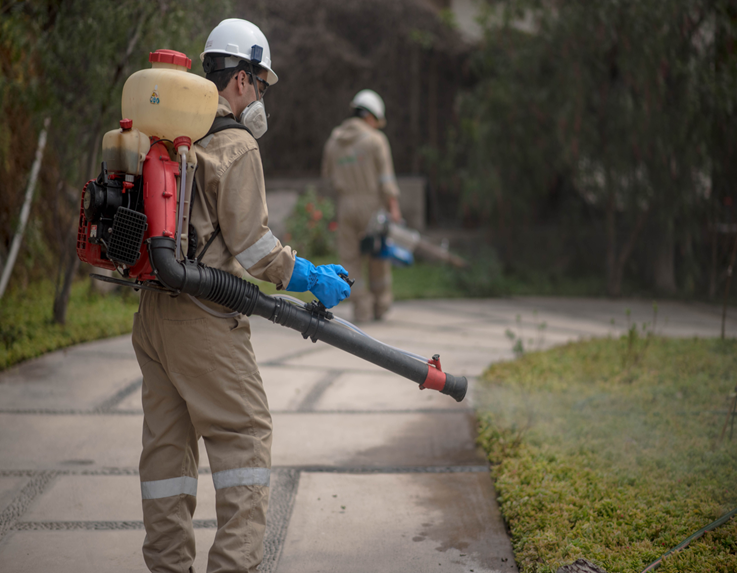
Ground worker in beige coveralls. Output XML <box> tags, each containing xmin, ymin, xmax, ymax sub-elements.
<box><xmin>131</xmin><ymin>19</ymin><xmax>350</xmax><ymax>573</ymax></box>
<box><xmin>322</xmin><ymin>89</ymin><xmax>402</xmax><ymax>323</ymax></box>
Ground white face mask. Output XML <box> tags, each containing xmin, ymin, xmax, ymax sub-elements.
<box><xmin>239</xmin><ymin>99</ymin><xmax>268</xmax><ymax>139</ymax></box>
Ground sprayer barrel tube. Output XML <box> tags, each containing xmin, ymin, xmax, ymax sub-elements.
<box><xmin>249</xmin><ymin>294</ymin><xmax>466</xmax><ymax>401</ymax></box>
<box><xmin>148</xmin><ymin>236</ymin><xmax>467</xmax><ymax>402</ymax></box>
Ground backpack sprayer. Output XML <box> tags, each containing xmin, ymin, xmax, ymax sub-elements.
<box><xmin>360</xmin><ymin>210</ymin><xmax>418</xmax><ymax>267</ymax></box>
<box><xmin>76</xmin><ymin>49</ymin><xmax>467</xmax><ymax>402</ymax></box>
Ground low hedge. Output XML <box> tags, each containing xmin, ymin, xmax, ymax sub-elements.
<box><xmin>0</xmin><ymin>280</ymin><xmax>139</xmax><ymax>371</ymax></box>
<box><xmin>477</xmin><ymin>336</ymin><xmax>737</xmax><ymax>573</ymax></box>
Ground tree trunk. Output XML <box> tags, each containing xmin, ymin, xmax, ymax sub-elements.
<box><xmin>653</xmin><ymin>216</ymin><xmax>677</xmax><ymax>294</ymax></box>
<box><xmin>53</xmin><ymin>247</ymin><xmax>79</xmax><ymax>325</ymax></box>
<box><xmin>53</xmin><ymin>181</ymin><xmax>82</xmax><ymax>326</ymax></box>
<box><xmin>710</xmin><ymin>223</ymin><xmax>719</xmax><ymax>299</ymax></box>
<box><xmin>0</xmin><ymin>117</ymin><xmax>51</xmax><ymax>299</ymax></box>
<box><xmin>609</xmin><ymin>265</ymin><xmax>624</xmax><ymax>298</ymax></box>
<box><xmin>426</xmin><ymin>51</ymin><xmax>441</xmax><ymax>223</ymax></box>
<box><xmin>605</xmin><ymin>190</ymin><xmax>618</xmax><ymax>296</ymax></box>
<box><xmin>607</xmin><ymin>200</ymin><xmax>650</xmax><ymax>298</ymax></box>
<box><xmin>409</xmin><ymin>42</ymin><xmax>421</xmax><ymax>174</ymax></box>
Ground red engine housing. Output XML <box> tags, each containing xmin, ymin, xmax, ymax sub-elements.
<box><xmin>76</xmin><ymin>139</ymin><xmax>180</xmax><ymax>281</ymax></box>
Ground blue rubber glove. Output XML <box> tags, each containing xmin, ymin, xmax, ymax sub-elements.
<box><xmin>287</xmin><ymin>257</ymin><xmax>351</xmax><ymax>308</ymax></box>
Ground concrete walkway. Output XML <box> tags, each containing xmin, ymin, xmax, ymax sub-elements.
<box><xmin>0</xmin><ymin>296</ymin><xmax>734</xmax><ymax>573</ymax></box>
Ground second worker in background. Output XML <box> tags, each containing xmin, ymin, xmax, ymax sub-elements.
<box><xmin>322</xmin><ymin>89</ymin><xmax>402</xmax><ymax>323</ymax></box>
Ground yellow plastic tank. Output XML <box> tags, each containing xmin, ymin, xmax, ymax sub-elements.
<box><xmin>121</xmin><ymin>49</ymin><xmax>218</xmax><ymax>142</ymax></box>
<box><xmin>102</xmin><ymin>120</ymin><xmax>151</xmax><ymax>175</ymax></box>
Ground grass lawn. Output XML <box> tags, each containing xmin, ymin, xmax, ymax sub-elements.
<box><xmin>0</xmin><ymin>279</ymin><xmax>139</xmax><ymax>371</ymax></box>
<box><xmin>477</xmin><ymin>336</ymin><xmax>737</xmax><ymax>573</ymax></box>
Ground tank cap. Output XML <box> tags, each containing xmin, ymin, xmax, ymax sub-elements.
<box><xmin>173</xmin><ymin>136</ymin><xmax>192</xmax><ymax>151</ymax></box>
<box><xmin>149</xmin><ymin>49</ymin><xmax>191</xmax><ymax>69</ymax></box>
<box><xmin>120</xmin><ymin>118</ymin><xmax>133</xmax><ymax>130</ymax></box>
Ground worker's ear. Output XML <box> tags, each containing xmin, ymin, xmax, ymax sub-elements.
<box><xmin>236</xmin><ymin>70</ymin><xmax>247</xmax><ymax>96</ymax></box>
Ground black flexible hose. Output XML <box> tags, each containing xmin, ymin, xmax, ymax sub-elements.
<box><xmin>148</xmin><ymin>236</ymin><xmax>467</xmax><ymax>402</ymax></box>
<box><xmin>640</xmin><ymin>506</ymin><xmax>737</xmax><ymax>572</ymax></box>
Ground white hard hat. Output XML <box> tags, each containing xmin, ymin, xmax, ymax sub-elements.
<box><xmin>351</xmin><ymin>89</ymin><xmax>386</xmax><ymax>127</ymax></box>
<box><xmin>200</xmin><ymin>18</ymin><xmax>278</xmax><ymax>85</ymax></box>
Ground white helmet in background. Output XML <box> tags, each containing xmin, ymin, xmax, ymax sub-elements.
<box><xmin>200</xmin><ymin>18</ymin><xmax>278</xmax><ymax>85</ymax></box>
<box><xmin>351</xmin><ymin>89</ymin><xmax>386</xmax><ymax>127</ymax></box>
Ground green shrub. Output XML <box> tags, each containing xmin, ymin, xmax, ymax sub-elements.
<box><xmin>285</xmin><ymin>187</ymin><xmax>337</xmax><ymax>258</ymax></box>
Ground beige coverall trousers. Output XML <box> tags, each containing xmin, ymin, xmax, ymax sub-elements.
<box><xmin>337</xmin><ymin>196</ymin><xmax>393</xmax><ymax>322</ymax></box>
<box><xmin>132</xmin><ymin>291</ymin><xmax>271</xmax><ymax>573</ymax></box>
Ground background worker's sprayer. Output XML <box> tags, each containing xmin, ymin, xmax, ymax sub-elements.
<box><xmin>361</xmin><ymin>210</ymin><xmax>469</xmax><ymax>269</ymax></box>
<box><xmin>76</xmin><ymin>49</ymin><xmax>467</xmax><ymax>402</ymax></box>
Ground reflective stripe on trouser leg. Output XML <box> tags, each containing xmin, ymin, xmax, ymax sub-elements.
<box><xmin>209</xmin><ymin>467</ymin><xmax>271</xmax><ymax>571</ymax></box>
<box><xmin>139</xmin><ymin>474</ymin><xmax>198</xmax><ymax>570</ymax></box>
<box><xmin>212</xmin><ymin>467</ymin><xmax>270</xmax><ymax>490</ymax></box>
<box><xmin>141</xmin><ymin>476</ymin><xmax>198</xmax><ymax>499</ymax></box>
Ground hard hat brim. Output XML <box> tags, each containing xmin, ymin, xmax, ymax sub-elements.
<box><xmin>200</xmin><ymin>50</ymin><xmax>278</xmax><ymax>85</ymax></box>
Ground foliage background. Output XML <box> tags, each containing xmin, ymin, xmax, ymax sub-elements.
<box><xmin>0</xmin><ymin>0</ymin><xmax>230</xmax><ymax>319</ymax></box>
<box><xmin>443</xmin><ymin>0</ymin><xmax>737</xmax><ymax>299</ymax></box>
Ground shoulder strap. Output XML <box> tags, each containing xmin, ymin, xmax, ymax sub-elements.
<box><xmin>197</xmin><ymin>116</ymin><xmax>253</xmax><ymax>142</ymax></box>
<box><xmin>195</xmin><ymin>223</ymin><xmax>221</xmax><ymax>262</ymax></box>
<box><xmin>192</xmin><ymin>117</ymin><xmax>250</xmax><ymax>260</ymax></box>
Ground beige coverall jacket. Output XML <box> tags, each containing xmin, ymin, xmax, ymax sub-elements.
<box><xmin>322</xmin><ymin>117</ymin><xmax>400</xmax><ymax>321</ymax></box>
<box><xmin>132</xmin><ymin>97</ymin><xmax>295</xmax><ymax>573</ymax></box>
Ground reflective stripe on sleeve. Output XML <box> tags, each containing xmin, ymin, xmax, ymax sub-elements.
<box><xmin>235</xmin><ymin>230</ymin><xmax>278</xmax><ymax>270</ymax></box>
<box><xmin>379</xmin><ymin>173</ymin><xmax>396</xmax><ymax>185</ymax></box>
<box><xmin>212</xmin><ymin>467</ymin><xmax>270</xmax><ymax>490</ymax></box>
<box><xmin>141</xmin><ymin>476</ymin><xmax>197</xmax><ymax>500</ymax></box>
